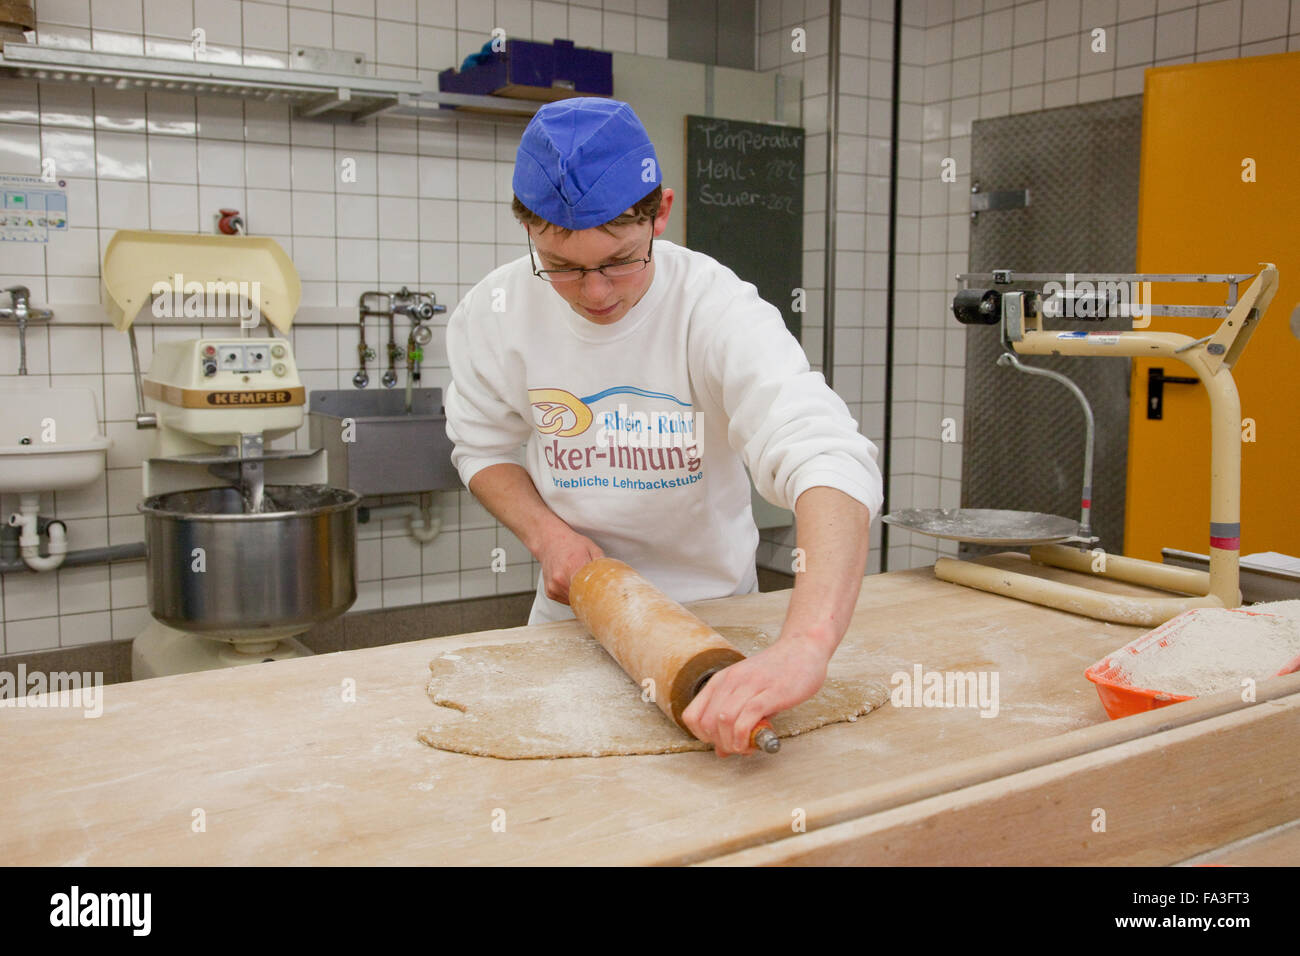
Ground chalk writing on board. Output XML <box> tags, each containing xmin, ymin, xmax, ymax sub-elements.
<box><xmin>694</xmin><ymin>124</ymin><xmax>803</xmax><ymax>154</ymax></box>
<box><xmin>685</xmin><ymin>115</ymin><xmax>805</xmax><ymax>339</ymax></box>
<box><xmin>690</xmin><ymin>123</ymin><xmax>803</xmax><ymax>216</ymax></box>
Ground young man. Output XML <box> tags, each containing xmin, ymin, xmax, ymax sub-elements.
<box><xmin>444</xmin><ymin>97</ymin><xmax>883</xmax><ymax>756</ymax></box>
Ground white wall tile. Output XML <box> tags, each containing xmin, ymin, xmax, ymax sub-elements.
<box><xmin>1115</xmin><ymin>16</ymin><xmax>1155</xmax><ymax>65</ymax></box>
<box><xmin>244</xmin><ymin>102</ymin><xmax>292</xmax><ymax>145</ymax></box>
<box><xmin>97</xmin><ymin>179</ymin><xmax>150</xmax><ymax>229</ymax></box>
<box><xmin>60</xmin><ymin>609</ymin><xmax>113</xmax><ymax>646</ymax></box>
<box><xmin>243</xmin><ymin>1</ymin><xmax>289</xmax><ymax>51</ymax></box>
<box><xmin>197</xmin><ymin>138</ymin><xmax>245</xmax><ymax>187</ymax></box>
<box><xmin>37</xmin><ymin>0</ymin><xmax>90</xmax><ymax>28</ymax></box>
<box><xmin>5</xmin><ymin>616</ymin><xmax>61</xmax><ymax>653</ymax></box>
<box><xmin>45</xmin><ymin>228</ymin><xmax>101</xmax><ymax>278</ymax></box>
<box><xmin>91</xmin><ymin>0</ymin><xmax>143</xmax><ymax>34</ymax></box>
<box><xmin>3</xmin><ymin>570</ymin><xmax>61</xmax><ymax>621</ymax></box>
<box><xmin>245</xmin><ymin>143</ymin><xmax>291</xmax><ymax>189</ymax></box>
<box><xmin>143</xmin><ymin>0</ymin><xmax>192</xmax><ymax>39</ymax></box>
<box><xmin>1242</xmin><ymin>0</ymin><xmax>1289</xmax><ymax>40</ymax></box>
<box><xmin>196</xmin><ymin>98</ymin><xmax>244</xmax><ymax>141</ymax></box>
<box><xmin>1155</xmin><ymin>7</ymin><xmax>1197</xmax><ymax>58</ymax></box>
<box><xmin>147</xmin><ymin>135</ymin><xmax>198</xmax><ymax>184</ymax></box>
<box><xmin>57</xmin><ymin>566</ymin><xmax>110</xmax><ymax>616</ymax></box>
<box><xmin>144</xmin><ymin>183</ymin><xmax>195</xmax><ymax>230</ymax></box>
<box><xmin>144</xmin><ymin>93</ymin><xmax>197</xmax><ymax>137</ymax></box>
<box><xmin>1045</xmin><ymin>0</ymin><xmax>1082</xmax><ymax>37</ymax></box>
<box><xmin>192</xmin><ymin>0</ymin><xmax>242</xmax><ymax>47</ymax></box>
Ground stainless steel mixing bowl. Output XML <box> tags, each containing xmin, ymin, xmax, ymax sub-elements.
<box><xmin>140</xmin><ymin>484</ymin><xmax>359</xmax><ymax>642</ymax></box>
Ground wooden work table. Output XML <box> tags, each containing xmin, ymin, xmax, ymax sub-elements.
<box><xmin>3</xmin><ymin>555</ymin><xmax>1297</xmax><ymax>866</ymax></box>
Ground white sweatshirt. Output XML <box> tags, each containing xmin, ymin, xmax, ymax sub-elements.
<box><xmin>444</xmin><ymin>239</ymin><xmax>884</xmax><ymax>624</ymax></box>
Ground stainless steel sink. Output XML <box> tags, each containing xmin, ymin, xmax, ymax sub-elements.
<box><xmin>307</xmin><ymin>388</ymin><xmax>460</xmax><ymax>497</ymax></box>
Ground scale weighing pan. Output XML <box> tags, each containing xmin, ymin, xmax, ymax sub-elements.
<box><xmin>882</xmin><ymin>508</ymin><xmax>1080</xmax><ymax>545</ymax></box>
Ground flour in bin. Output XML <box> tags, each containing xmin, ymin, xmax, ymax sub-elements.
<box><xmin>1110</xmin><ymin>601</ymin><xmax>1300</xmax><ymax>697</ymax></box>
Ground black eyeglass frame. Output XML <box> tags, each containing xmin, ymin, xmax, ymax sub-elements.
<box><xmin>526</xmin><ymin>222</ymin><xmax>655</xmax><ymax>283</ymax></box>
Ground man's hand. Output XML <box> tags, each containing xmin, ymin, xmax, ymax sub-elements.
<box><xmin>466</xmin><ymin>464</ymin><xmax>606</xmax><ymax>606</ymax></box>
<box><xmin>537</xmin><ymin>528</ymin><xmax>605</xmax><ymax>605</ymax></box>
<box><xmin>681</xmin><ymin>634</ymin><xmax>830</xmax><ymax>756</ymax></box>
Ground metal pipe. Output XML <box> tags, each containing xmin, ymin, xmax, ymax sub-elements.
<box><xmin>357</xmin><ymin>504</ymin><xmax>421</xmax><ymax>523</ymax></box>
<box><xmin>357</xmin><ymin>501</ymin><xmax>442</xmax><ymax>543</ymax></box>
<box><xmin>821</xmin><ymin>0</ymin><xmax>841</xmax><ymax>387</ymax></box>
<box><xmin>128</xmin><ymin>326</ymin><xmax>157</xmax><ymax>428</ymax></box>
<box><xmin>0</xmin><ymin>542</ymin><xmax>145</xmax><ymax>573</ymax></box>
<box><xmin>996</xmin><ymin>352</ymin><xmax>1095</xmax><ymax>539</ymax></box>
<box><xmin>879</xmin><ymin>0</ymin><xmax>903</xmax><ymax>570</ymax></box>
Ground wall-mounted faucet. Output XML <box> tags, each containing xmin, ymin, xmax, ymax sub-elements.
<box><xmin>354</xmin><ymin>287</ymin><xmax>446</xmax><ymax>409</ymax></box>
<box><xmin>0</xmin><ymin>286</ymin><xmax>54</xmax><ymax>375</ymax></box>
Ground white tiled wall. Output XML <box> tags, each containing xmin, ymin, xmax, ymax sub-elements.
<box><xmin>756</xmin><ymin>0</ymin><xmax>894</xmax><ymax>577</ymax></box>
<box><xmin>0</xmin><ymin>0</ymin><xmax>670</xmax><ymax>654</ymax></box>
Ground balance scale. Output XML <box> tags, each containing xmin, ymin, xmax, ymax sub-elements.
<box><xmin>101</xmin><ymin>231</ymin><xmax>359</xmax><ymax>679</ymax></box>
<box><xmin>883</xmin><ymin>265</ymin><xmax>1280</xmax><ymax>627</ymax></box>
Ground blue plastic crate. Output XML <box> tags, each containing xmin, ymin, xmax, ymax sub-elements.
<box><xmin>438</xmin><ymin>38</ymin><xmax>613</xmax><ymax>105</ymax></box>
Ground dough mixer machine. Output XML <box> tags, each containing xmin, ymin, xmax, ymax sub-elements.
<box><xmin>102</xmin><ymin>230</ymin><xmax>360</xmax><ymax>678</ymax></box>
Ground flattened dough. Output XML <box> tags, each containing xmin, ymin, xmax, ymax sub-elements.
<box><xmin>418</xmin><ymin>626</ymin><xmax>891</xmax><ymax>759</ymax></box>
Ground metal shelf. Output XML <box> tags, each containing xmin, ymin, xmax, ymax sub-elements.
<box><xmin>0</xmin><ymin>42</ymin><xmax>546</xmax><ymax>123</ymax></box>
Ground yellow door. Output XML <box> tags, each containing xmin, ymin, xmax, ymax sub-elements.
<box><xmin>1128</xmin><ymin>52</ymin><xmax>1300</xmax><ymax>561</ymax></box>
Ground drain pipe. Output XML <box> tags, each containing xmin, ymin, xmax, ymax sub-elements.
<box><xmin>8</xmin><ymin>493</ymin><xmax>67</xmax><ymax>571</ymax></box>
<box><xmin>356</xmin><ymin>501</ymin><xmax>442</xmax><ymax>543</ymax></box>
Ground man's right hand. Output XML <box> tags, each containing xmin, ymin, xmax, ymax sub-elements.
<box><xmin>538</xmin><ymin>529</ymin><xmax>605</xmax><ymax>605</ymax></box>
<box><xmin>465</xmin><ymin>464</ymin><xmax>605</xmax><ymax>605</ymax></box>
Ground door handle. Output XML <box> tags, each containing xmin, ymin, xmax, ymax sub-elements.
<box><xmin>1147</xmin><ymin>366</ymin><xmax>1198</xmax><ymax>419</ymax></box>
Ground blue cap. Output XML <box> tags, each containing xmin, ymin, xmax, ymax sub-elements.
<box><xmin>513</xmin><ymin>97</ymin><xmax>661</xmax><ymax>231</ymax></box>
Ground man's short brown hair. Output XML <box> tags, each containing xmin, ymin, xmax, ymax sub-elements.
<box><xmin>511</xmin><ymin>185</ymin><xmax>662</xmax><ymax>238</ymax></box>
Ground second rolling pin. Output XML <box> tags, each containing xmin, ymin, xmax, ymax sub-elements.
<box><xmin>568</xmin><ymin>557</ymin><xmax>779</xmax><ymax>754</ymax></box>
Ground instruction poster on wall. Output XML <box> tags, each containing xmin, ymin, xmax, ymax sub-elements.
<box><xmin>0</xmin><ymin>173</ymin><xmax>69</xmax><ymax>242</ymax></box>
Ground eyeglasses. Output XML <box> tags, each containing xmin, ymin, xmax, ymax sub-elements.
<box><xmin>528</xmin><ymin>224</ymin><xmax>654</xmax><ymax>283</ymax></box>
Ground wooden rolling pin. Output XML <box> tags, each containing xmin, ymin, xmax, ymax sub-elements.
<box><xmin>568</xmin><ymin>557</ymin><xmax>780</xmax><ymax>754</ymax></box>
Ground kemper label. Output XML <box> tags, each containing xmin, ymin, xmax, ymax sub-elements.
<box><xmin>205</xmin><ymin>390</ymin><xmax>295</xmax><ymax>406</ymax></box>
<box><xmin>142</xmin><ymin>381</ymin><xmax>305</xmax><ymax>409</ymax></box>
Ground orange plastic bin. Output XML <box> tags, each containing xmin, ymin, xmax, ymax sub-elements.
<box><xmin>1085</xmin><ymin>608</ymin><xmax>1294</xmax><ymax>720</ymax></box>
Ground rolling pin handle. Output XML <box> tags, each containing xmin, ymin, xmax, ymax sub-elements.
<box><xmin>695</xmin><ymin>668</ymin><xmax>781</xmax><ymax>755</ymax></box>
<box><xmin>751</xmin><ymin>722</ymin><xmax>781</xmax><ymax>754</ymax></box>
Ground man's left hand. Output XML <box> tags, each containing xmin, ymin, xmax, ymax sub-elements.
<box><xmin>681</xmin><ymin>636</ymin><xmax>830</xmax><ymax>756</ymax></box>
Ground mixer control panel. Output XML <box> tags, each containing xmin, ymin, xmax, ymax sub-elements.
<box><xmin>143</xmin><ymin>337</ymin><xmax>306</xmax><ymax>445</ymax></box>
<box><xmin>200</xmin><ymin>341</ymin><xmax>289</xmax><ymax>378</ymax></box>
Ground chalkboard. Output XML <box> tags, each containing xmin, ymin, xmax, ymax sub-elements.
<box><xmin>684</xmin><ymin>115</ymin><xmax>805</xmax><ymax>340</ymax></box>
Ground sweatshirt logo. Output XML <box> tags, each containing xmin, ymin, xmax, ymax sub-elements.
<box><xmin>528</xmin><ymin>387</ymin><xmax>593</xmax><ymax>437</ymax></box>
<box><xmin>528</xmin><ymin>386</ymin><xmax>691</xmax><ymax>438</ymax></box>
<box><xmin>530</xmin><ymin>386</ymin><xmax>705</xmax><ymax>492</ymax></box>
